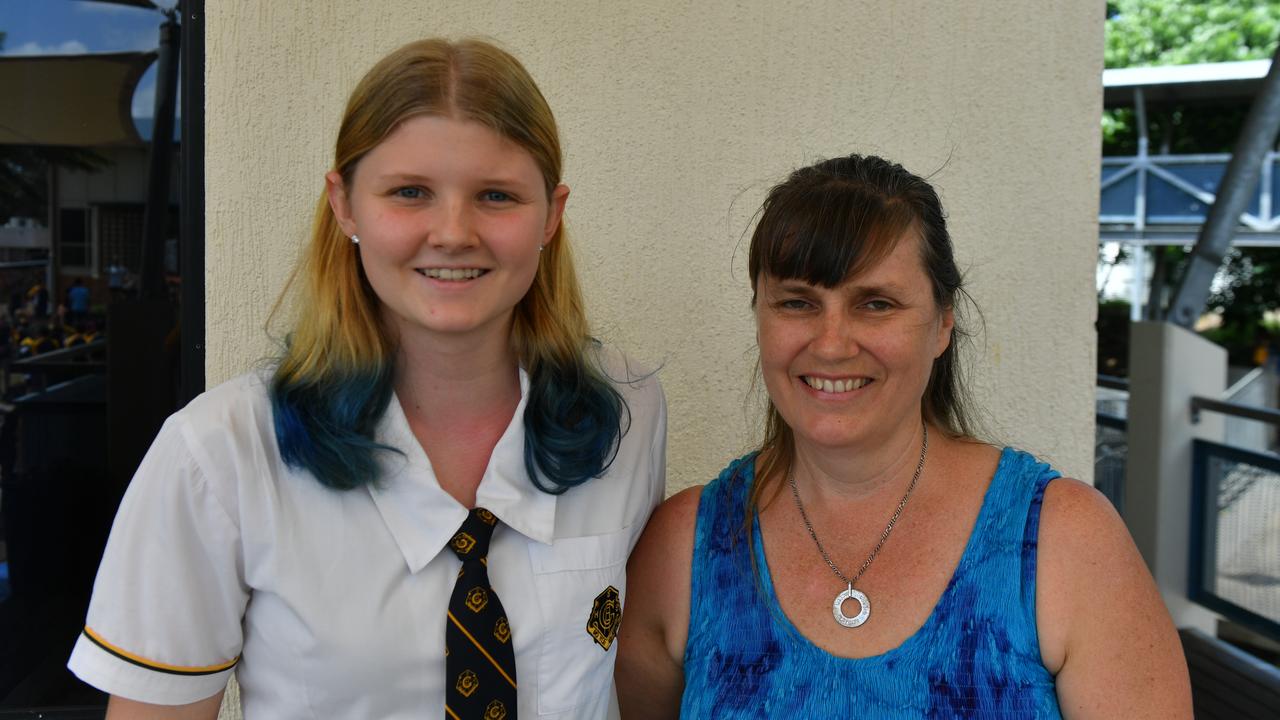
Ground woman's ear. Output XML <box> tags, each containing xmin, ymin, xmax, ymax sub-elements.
<box><xmin>935</xmin><ymin>306</ymin><xmax>955</xmax><ymax>358</ymax></box>
<box><xmin>326</xmin><ymin>171</ymin><xmax>357</xmax><ymax>238</ymax></box>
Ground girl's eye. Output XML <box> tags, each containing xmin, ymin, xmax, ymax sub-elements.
<box><xmin>481</xmin><ymin>190</ymin><xmax>514</xmax><ymax>203</ymax></box>
<box><xmin>393</xmin><ymin>187</ymin><xmax>424</xmax><ymax>199</ymax></box>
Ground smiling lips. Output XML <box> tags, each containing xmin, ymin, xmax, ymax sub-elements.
<box><xmin>802</xmin><ymin>376</ymin><xmax>873</xmax><ymax>394</ymax></box>
<box><xmin>417</xmin><ymin>268</ymin><xmax>488</xmax><ymax>281</ymax></box>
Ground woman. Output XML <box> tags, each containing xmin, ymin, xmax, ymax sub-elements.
<box><xmin>69</xmin><ymin>38</ymin><xmax>665</xmax><ymax>718</ymax></box>
<box><xmin>617</xmin><ymin>154</ymin><xmax>1189</xmax><ymax>718</ymax></box>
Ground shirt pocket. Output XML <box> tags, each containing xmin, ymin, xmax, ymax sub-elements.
<box><xmin>527</xmin><ymin>527</ymin><xmax>632</xmax><ymax>716</ymax></box>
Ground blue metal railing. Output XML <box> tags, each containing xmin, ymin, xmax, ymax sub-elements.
<box><xmin>1096</xmin><ymin>375</ymin><xmax>1130</xmax><ymax>517</ymax></box>
<box><xmin>1101</xmin><ymin>152</ymin><xmax>1280</xmax><ymax>238</ymax></box>
<box><xmin>1190</xmin><ymin>439</ymin><xmax>1280</xmax><ymax>643</ymax></box>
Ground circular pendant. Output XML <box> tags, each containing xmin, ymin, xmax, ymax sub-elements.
<box><xmin>833</xmin><ymin>584</ymin><xmax>870</xmax><ymax>628</ymax></box>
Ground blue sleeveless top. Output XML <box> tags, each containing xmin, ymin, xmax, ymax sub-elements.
<box><xmin>680</xmin><ymin>448</ymin><xmax>1064</xmax><ymax>718</ymax></box>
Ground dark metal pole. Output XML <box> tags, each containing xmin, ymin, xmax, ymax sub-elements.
<box><xmin>179</xmin><ymin>0</ymin><xmax>204</xmax><ymax>403</ymax></box>
<box><xmin>1166</xmin><ymin>45</ymin><xmax>1280</xmax><ymax>328</ymax></box>
<box><xmin>138</xmin><ymin>9</ymin><xmax>180</xmax><ymax>300</ymax></box>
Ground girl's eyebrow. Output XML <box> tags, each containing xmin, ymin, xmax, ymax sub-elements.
<box><xmin>373</xmin><ymin>172</ymin><xmax>534</xmax><ymax>187</ymax></box>
<box><xmin>374</xmin><ymin>172</ymin><xmax>433</xmax><ymax>184</ymax></box>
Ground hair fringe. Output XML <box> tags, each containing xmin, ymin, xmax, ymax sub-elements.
<box><xmin>744</xmin><ymin>153</ymin><xmax>979</xmax><ymax>525</ymax></box>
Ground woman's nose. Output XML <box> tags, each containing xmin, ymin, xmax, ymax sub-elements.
<box><xmin>812</xmin><ymin>311</ymin><xmax>860</xmax><ymax>359</ymax></box>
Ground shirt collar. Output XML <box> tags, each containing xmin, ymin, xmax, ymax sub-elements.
<box><xmin>366</xmin><ymin>368</ymin><xmax>557</xmax><ymax>573</ymax></box>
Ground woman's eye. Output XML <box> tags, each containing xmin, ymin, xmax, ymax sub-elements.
<box><xmin>393</xmin><ymin>187</ymin><xmax>424</xmax><ymax>199</ymax></box>
<box><xmin>779</xmin><ymin>298</ymin><xmax>811</xmax><ymax>311</ymax></box>
<box><xmin>481</xmin><ymin>190</ymin><xmax>514</xmax><ymax>203</ymax></box>
<box><xmin>863</xmin><ymin>299</ymin><xmax>893</xmax><ymax>311</ymax></box>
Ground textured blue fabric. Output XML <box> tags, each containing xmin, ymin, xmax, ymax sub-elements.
<box><xmin>680</xmin><ymin>448</ymin><xmax>1064</xmax><ymax>718</ymax></box>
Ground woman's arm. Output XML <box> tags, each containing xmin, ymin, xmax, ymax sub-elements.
<box><xmin>106</xmin><ymin>690</ymin><xmax>225</xmax><ymax>720</ymax></box>
<box><xmin>1036</xmin><ymin>478</ymin><xmax>1192</xmax><ymax>719</ymax></box>
<box><xmin>616</xmin><ymin>486</ymin><xmax>702</xmax><ymax>719</ymax></box>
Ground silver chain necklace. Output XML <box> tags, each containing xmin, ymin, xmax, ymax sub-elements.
<box><xmin>788</xmin><ymin>423</ymin><xmax>928</xmax><ymax>628</ymax></box>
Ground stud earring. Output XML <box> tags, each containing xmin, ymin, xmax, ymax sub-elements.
<box><xmin>351</xmin><ymin>235</ymin><xmax>360</xmax><ymax>245</ymax></box>
<box><xmin>538</xmin><ymin>244</ymin><xmax>544</xmax><ymax>253</ymax></box>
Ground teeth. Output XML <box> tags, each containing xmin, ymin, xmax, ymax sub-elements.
<box><xmin>804</xmin><ymin>376</ymin><xmax>871</xmax><ymax>393</ymax></box>
<box><xmin>422</xmin><ymin>268</ymin><xmax>484</xmax><ymax>280</ymax></box>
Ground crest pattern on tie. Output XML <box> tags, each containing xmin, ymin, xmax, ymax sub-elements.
<box><xmin>446</xmin><ymin>508</ymin><xmax>517</xmax><ymax>720</ymax></box>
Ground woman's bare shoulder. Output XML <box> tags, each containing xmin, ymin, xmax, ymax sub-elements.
<box><xmin>1035</xmin><ymin>475</ymin><xmax>1192</xmax><ymax>717</ymax></box>
<box><xmin>633</xmin><ymin>485</ymin><xmax>703</xmax><ymax>566</ymax></box>
<box><xmin>1040</xmin><ymin>475</ymin><xmax>1125</xmax><ymax>540</ymax></box>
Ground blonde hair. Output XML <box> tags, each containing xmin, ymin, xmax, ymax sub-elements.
<box><xmin>272</xmin><ymin>38</ymin><xmax>622</xmax><ymax>490</ymax></box>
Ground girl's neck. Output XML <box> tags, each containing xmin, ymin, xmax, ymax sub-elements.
<box><xmin>391</xmin><ymin>318</ymin><xmax>522</xmax><ymax>427</ymax></box>
<box><xmin>390</xmin><ymin>321</ymin><xmax>524</xmax><ymax>507</ymax></box>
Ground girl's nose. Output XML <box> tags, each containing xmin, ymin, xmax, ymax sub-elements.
<box><xmin>432</xmin><ymin>199</ymin><xmax>477</xmax><ymax>250</ymax></box>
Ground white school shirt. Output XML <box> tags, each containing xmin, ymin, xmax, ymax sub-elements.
<box><xmin>68</xmin><ymin>365</ymin><xmax>666</xmax><ymax>718</ymax></box>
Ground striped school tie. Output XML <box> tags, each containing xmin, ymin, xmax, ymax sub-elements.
<box><xmin>445</xmin><ymin>508</ymin><xmax>517</xmax><ymax>720</ymax></box>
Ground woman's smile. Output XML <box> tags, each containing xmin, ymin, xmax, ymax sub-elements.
<box><xmin>800</xmin><ymin>375</ymin><xmax>874</xmax><ymax>395</ymax></box>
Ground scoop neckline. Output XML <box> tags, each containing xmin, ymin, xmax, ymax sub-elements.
<box><xmin>749</xmin><ymin>446</ymin><xmax>1016</xmax><ymax>664</ymax></box>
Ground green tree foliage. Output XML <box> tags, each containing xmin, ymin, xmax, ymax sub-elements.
<box><xmin>1102</xmin><ymin>0</ymin><xmax>1280</xmax><ymax>365</ymax></box>
<box><xmin>1106</xmin><ymin>0</ymin><xmax>1280</xmax><ymax>68</ymax></box>
<box><xmin>1103</xmin><ymin>1</ymin><xmax>1280</xmax><ymax>154</ymax></box>
<box><xmin>0</xmin><ymin>147</ymin><xmax>107</xmax><ymax>225</ymax></box>
<box><xmin>1204</xmin><ymin>248</ymin><xmax>1280</xmax><ymax>363</ymax></box>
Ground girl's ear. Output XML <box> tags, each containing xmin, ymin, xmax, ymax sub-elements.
<box><xmin>326</xmin><ymin>171</ymin><xmax>357</xmax><ymax>238</ymax></box>
<box><xmin>544</xmin><ymin>184</ymin><xmax>570</xmax><ymax>243</ymax></box>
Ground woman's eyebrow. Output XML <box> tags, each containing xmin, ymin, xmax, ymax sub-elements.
<box><xmin>844</xmin><ymin>282</ymin><xmax>905</xmax><ymax>297</ymax></box>
<box><xmin>770</xmin><ymin>280</ymin><xmax>819</xmax><ymax>295</ymax></box>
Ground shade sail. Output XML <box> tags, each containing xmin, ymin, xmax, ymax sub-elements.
<box><xmin>92</xmin><ymin>0</ymin><xmax>160</xmax><ymax>9</ymax></box>
<box><xmin>0</xmin><ymin>51</ymin><xmax>157</xmax><ymax>147</ymax></box>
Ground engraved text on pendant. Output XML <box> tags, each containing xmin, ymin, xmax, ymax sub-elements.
<box><xmin>833</xmin><ymin>584</ymin><xmax>870</xmax><ymax>628</ymax></box>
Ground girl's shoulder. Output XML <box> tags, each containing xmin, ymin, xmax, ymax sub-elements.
<box><xmin>149</xmin><ymin>369</ymin><xmax>284</xmax><ymax>499</ymax></box>
<box><xmin>589</xmin><ymin>345</ymin><xmax>667</xmax><ymax>438</ymax></box>
<box><xmin>593</xmin><ymin>345</ymin><xmax>664</xmax><ymax>398</ymax></box>
<box><xmin>171</xmin><ymin>368</ymin><xmax>277</xmax><ymax>449</ymax></box>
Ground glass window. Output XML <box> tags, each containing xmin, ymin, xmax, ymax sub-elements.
<box><xmin>58</xmin><ymin>207</ymin><xmax>90</xmax><ymax>270</ymax></box>
<box><xmin>0</xmin><ymin>0</ymin><xmax>201</xmax><ymax>710</ymax></box>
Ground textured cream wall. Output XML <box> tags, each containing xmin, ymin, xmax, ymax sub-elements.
<box><xmin>206</xmin><ymin>2</ymin><xmax>1103</xmax><ymax>488</ymax></box>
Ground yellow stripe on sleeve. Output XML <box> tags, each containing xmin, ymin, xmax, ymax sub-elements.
<box><xmin>83</xmin><ymin>626</ymin><xmax>239</xmax><ymax>676</ymax></box>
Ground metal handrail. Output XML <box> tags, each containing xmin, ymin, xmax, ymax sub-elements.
<box><xmin>1191</xmin><ymin>396</ymin><xmax>1280</xmax><ymax>427</ymax></box>
<box><xmin>1097</xmin><ymin>374</ymin><xmax>1130</xmax><ymax>391</ymax></box>
<box><xmin>10</xmin><ymin>338</ymin><xmax>106</xmax><ymax>366</ymax></box>
<box><xmin>1100</xmin><ymin>151</ymin><xmax>1280</xmax><ymax>232</ymax></box>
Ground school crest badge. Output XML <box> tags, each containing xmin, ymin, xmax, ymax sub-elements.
<box><xmin>586</xmin><ymin>585</ymin><xmax>622</xmax><ymax>650</ymax></box>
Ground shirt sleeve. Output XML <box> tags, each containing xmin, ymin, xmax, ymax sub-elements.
<box><xmin>646</xmin><ymin>379</ymin><xmax>668</xmax><ymax>510</ymax></box>
<box><xmin>628</xmin><ymin>374</ymin><xmax>667</xmax><ymax>554</ymax></box>
<box><xmin>67</xmin><ymin>413</ymin><xmax>248</xmax><ymax>705</ymax></box>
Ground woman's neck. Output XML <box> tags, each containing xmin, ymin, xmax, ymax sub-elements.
<box><xmin>789</xmin><ymin>419</ymin><xmax>928</xmax><ymax>504</ymax></box>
